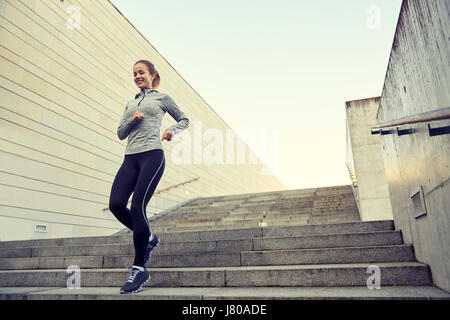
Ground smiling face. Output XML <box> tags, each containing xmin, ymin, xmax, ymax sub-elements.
<box><xmin>133</xmin><ymin>62</ymin><xmax>154</xmax><ymax>89</ymax></box>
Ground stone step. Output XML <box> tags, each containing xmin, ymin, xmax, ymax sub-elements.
<box><xmin>220</xmin><ymin>215</ymin><xmax>265</xmax><ymax>222</ymax></box>
<box><xmin>253</xmin><ymin>230</ymin><xmax>403</xmax><ymax>250</ymax></box>
<box><xmin>151</xmin><ymin>224</ymin><xmax>266</xmax><ymax>233</ymax></box>
<box><xmin>0</xmin><ymin>220</ymin><xmax>394</xmax><ymax>249</ymax></box>
<box><xmin>314</xmin><ymin>193</ymin><xmax>354</xmax><ymax>198</ymax></box>
<box><xmin>310</xmin><ymin>209</ymin><xmax>358</xmax><ymax>214</ymax></box>
<box><xmin>279</xmin><ymin>194</ymin><xmax>315</xmax><ymax>199</ymax></box>
<box><xmin>261</xmin><ymin>217</ymin><xmax>311</xmax><ymax>225</ymax></box>
<box><xmin>156</xmin><ymin>212</ymin><xmax>356</xmax><ymax>227</ymax></box>
<box><xmin>279</xmin><ymin>194</ymin><xmax>316</xmax><ymax>200</ymax></box>
<box><xmin>155</xmin><ymin>218</ymin><xmax>309</xmax><ymax>229</ymax></box>
<box><xmin>0</xmin><ymin>231</ymin><xmax>407</xmax><ymax>262</ymax></box>
<box><xmin>309</xmin><ymin>216</ymin><xmax>360</xmax><ymax>225</ymax></box>
<box><xmin>0</xmin><ymin>262</ymin><xmax>432</xmax><ymax>287</ymax></box>
<box><xmin>314</xmin><ymin>195</ymin><xmax>355</xmax><ymax>200</ymax></box>
<box><xmin>239</xmin><ymin>245</ymin><xmax>415</xmax><ymax>267</ymax></box>
<box><xmin>309</xmin><ymin>214</ymin><xmax>360</xmax><ymax>221</ymax></box>
<box><xmin>227</xmin><ymin>207</ymin><xmax>274</xmax><ymax>214</ymax></box>
<box><xmin>261</xmin><ymin>214</ymin><xmax>311</xmax><ymax>221</ymax></box>
<box><xmin>240</xmin><ymin>200</ymin><xmax>279</xmax><ymax>206</ymax></box>
<box><xmin>165</xmin><ymin>211</ymin><xmax>230</xmax><ymax>220</ymax></box>
<box><xmin>178</xmin><ymin>216</ymin><xmax>227</xmax><ymax>223</ymax></box>
<box><xmin>0</xmin><ymin>245</ymin><xmax>415</xmax><ymax>269</ymax></box>
<box><xmin>152</xmin><ymin>221</ymin><xmax>279</xmax><ymax>232</ymax></box>
<box><xmin>313</xmin><ymin>198</ymin><xmax>355</xmax><ymax>202</ymax></box>
<box><xmin>272</xmin><ymin>205</ymin><xmax>314</xmax><ymax>210</ymax></box>
<box><xmin>156</xmin><ymin>210</ymin><xmax>228</xmax><ymax>219</ymax></box>
<box><xmin>178</xmin><ymin>207</ymin><xmax>235</xmax><ymax>213</ymax></box>
<box><xmin>311</xmin><ymin>205</ymin><xmax>357</xmax><ymax>210</ymax></box>
<box><xmin>182</xmin><ymin>200</ymin><xmax>220</xmax><ymax>207</ymax></box>
<box><xmin>217</xmin><ymin>215</ymin><xmax>312</xmax><ymax>224</ymax></box>
<box><xmin>155</xmin><ymin>220</ymin><xmax>222</xmax><ymax>227</ymax></box>
<box><xmin>152</xmin><ymin>221</ymin><xmax>394</xmax><ymax>242</ymax></box>
<box><xmin>246</xmin><ymin>197</ymin><xmax>281</xmax><ymax>203</ymax></box>
<box><xmin>210</xmin><ymin>200</ymin><xmax>247</xmax><ymax>207</ymax></box>
<box><xmin>225</xmin><ymin>210</ymin><xmax>273</xmax><ymax>217</ymax></box>
<box><xmin>160</xmin><ymin>219</ymin><xmax>294</xmax><ymax>230</ymax></box>
<box><xmin>2</xmin><ymin>286</ymin><xmax>449</xmax><ymax>300</ymax></box>
<box><xmin>154</xmin><ymin>220</ymin><xmax>394</xmax><ymax>240</ymax></box>
<box><xmin>311</xmin><ymin>208</ymin><xmax>358</xmax><ymax>213</ymax></box>
<box><xmin>228</xmin><ymin>208</ymin><xmax>273</xmax><ymax>214</ymax></box>
<box><xmin>260</xmin><ymin>209</ymin><xmax>313</xmax><ymax>216</ymax></box>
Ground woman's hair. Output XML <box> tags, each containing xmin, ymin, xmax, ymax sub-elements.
<box><xmin>134</xmin><ymin>59</ymin><xmax>160</xmax><ymax>90</ymax></box>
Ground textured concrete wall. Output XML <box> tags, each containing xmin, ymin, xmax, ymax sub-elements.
<box><xmin>0</xmin><ymin>0</ymin><xmax>285</xmax><ymax>241</ymax></box>
<box><xmin>377</xmin><ymin>0</ymin><xmax>450</xmax><ymax>292</ymax></box>
<box><xmin>346</xmin><ymin>97</ymin><xmax>393</xmax><ymax>221</ymax></box>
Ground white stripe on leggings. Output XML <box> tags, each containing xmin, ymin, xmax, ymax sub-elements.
<box><xmin>141</xmin><ymin>156</ymin><xmax>165</xmax><ymax>230</ymax></box>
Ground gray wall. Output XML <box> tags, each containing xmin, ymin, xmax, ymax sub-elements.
<box><xmin>346</xmin><ymin>97</ymin><xmax>393</xmax><ymax>221</ymax></box>
<box><xmin>377</xmin><ymin>0</ymin><xmax>450</xmax><ymax>292</ymax></box>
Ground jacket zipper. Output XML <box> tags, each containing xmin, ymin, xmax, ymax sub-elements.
<box><xmin>138</xmin><ymin>90</ymin><xmax>145</xmax><ymax>106</ymax></box>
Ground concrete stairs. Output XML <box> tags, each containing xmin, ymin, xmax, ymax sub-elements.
<box><xmin>147</xmin><ymin>185</ymin><xmax>361</xmax><ymax>233</ymax></box>
<box><xmin>0</xmin><ymin>185</ymin><xmax>449</xmax><ymax>299</ymax></box>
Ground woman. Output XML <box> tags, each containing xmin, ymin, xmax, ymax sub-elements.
<box><xmin>109</xmin><ymin>60</ymin><xmax>189</xmax><ymax>294</ymax></box>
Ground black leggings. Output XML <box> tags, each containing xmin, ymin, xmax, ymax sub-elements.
<box><xmin>109</xmin><ymin>149</ymin><xmax>165</xmax><ymax>267</ymax></box>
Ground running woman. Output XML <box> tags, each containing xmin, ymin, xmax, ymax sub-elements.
<box><xmin>109</xmin><ymin>60</ymin><xmax>189</xmax><ymax>294</ymax></box>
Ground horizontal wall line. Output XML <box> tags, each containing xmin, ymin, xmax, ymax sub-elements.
<box><xmin>3</xmin><ymin>0</ymin><xmax>133</xmax><ymax>104</ymax></box>
<box><xmin>0</xmin><ymin>169</ymin><xmax>107</xmax><ymax>198</ymax></box>
<box><xmin>0</xmin><ymin>147</ymin><xmax>113</xmax><ymax>184</ymax></box>
<box><xmin>0</xmin><ymin>182</ymin><xmax>107</xmax><ymax>206</ymax></box>
<box><xmin>0</xmin><ymin>204</ymin><xmax>118</xmax><ymax>223</ymax></box>
<box><xmin>0</xmin><ymin>212</ymin><xmax>121</xmax><ymax>230</ymax></box>
<box><xmin>0</xmin><ymin>110</ymin><xmax>123</xmax><ymax>170</ymax></box>
<box><xmin>0</xmin><ymin>70</ymin><xmax>122</xmax><ymax>147</ymax></box>
<box><xmin>0</xmin><ymin>17</ymin><xmax>127</xmax><ymax>112</ymax></box>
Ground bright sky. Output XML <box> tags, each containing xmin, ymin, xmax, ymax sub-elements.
<box><xmin>109</xmin><ymin>0</ymin><xmax>403</xmax><ymax>190</ymax></box>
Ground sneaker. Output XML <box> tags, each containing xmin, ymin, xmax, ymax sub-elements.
<box><xmin>120</xmin><ymin>267</ymin><xmax>150</xmax><ymax>294</ymax></box>
<box><xmin>144</xmin><ymin>234</ymin><xmax>160</xmax><ymax>265</ymax></box>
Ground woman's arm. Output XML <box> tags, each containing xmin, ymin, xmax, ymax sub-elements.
<box><xmin>161</xmin><ymin>94</ymin><xmax>190</xmax><ymax>136</ymax></box>
<box><xmin>117</xmin><ymin>102</ymin><xmax>138</xmax><ymax>140</ymax></box>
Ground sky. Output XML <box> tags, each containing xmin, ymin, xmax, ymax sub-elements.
<box><xmin>110</xmin><ymin>0</ymin><xmax>403</xmax><ymax>190</ymax></box>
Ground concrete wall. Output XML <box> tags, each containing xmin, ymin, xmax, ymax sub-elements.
<box><xmin>345</xmin><ymin>97</ymin><xmax>393</xmax><ymax>221</ymax></box>
<box><xmin>0</xmin><ymin>0</ymin><xmax>285</xmax><ymax>241</ymax></box>
<box><xmin>377</xmin><ymin>0</ymin><xmax>450</xmax><ymax>292</ymax></box>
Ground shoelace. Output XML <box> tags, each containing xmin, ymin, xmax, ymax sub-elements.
<box><xmin>126</xmin><ymin>268</ymin><xmax>141</xmax><ymax>283</ymax></box>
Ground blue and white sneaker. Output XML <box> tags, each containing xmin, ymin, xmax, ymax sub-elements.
<box><xmin>120</xmin><ymin>266</ymin><xmax>150</xmax><ymax>294</ymax></box>
<box><xmin>144</xmin><ymin>233</ymin><xmax>160</xmax><ymax>265</ymax></box>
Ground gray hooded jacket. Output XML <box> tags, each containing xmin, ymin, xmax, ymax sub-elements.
<box><xmin>117</xmin><ymin>87</ymin><xmax>189</xmax><ymax>155</ymax></box>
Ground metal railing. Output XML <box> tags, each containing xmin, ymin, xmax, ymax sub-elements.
<box><xmin>154</xmin><ymin>177</ymin><xmax>200</xmax><ymax>195</ymax></box>
<box><xmin>369</xmin><ymin>107</ymin><xmax>450</xmax><ymax>136</ymax></box>
<box><xmin>345</xmin><ymin>162</ymin><xmax>357</xmax><ymax>187</ymax></box>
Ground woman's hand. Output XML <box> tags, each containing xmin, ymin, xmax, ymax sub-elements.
<box><xmin>132</xmin><ymin>111</ymin><xmax>144</xmax><ymax>122</ymax></box>
<box><xmin>161</xmin><ymin>130</ymin><xmax>174</xmax><ymax>141</ymax></box>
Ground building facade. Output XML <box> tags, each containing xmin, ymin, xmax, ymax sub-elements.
<box><xmin>0</xmin><ymin>0</ymin><xmax>285</xmax><ymax>241</ymax></box>
<box><xmin>375</xmin><ymin>0</ymin><xmax>449</xmax><ymax>292</ymax></box>
<box><xmin>345</xmin><ymin>97</ymin><xmax>393</xmax><ymax>221</ymax></box>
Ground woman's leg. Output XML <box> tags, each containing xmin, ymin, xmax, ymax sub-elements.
<box><xmin>109</xmin><ymin>156</ymin><xmax>139</xmax><ymax>231</ymax></box>
<box><xmin>130</xmin><ymin>149</ymin><xmax>165</xmax><ymax>267</ymax></box>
